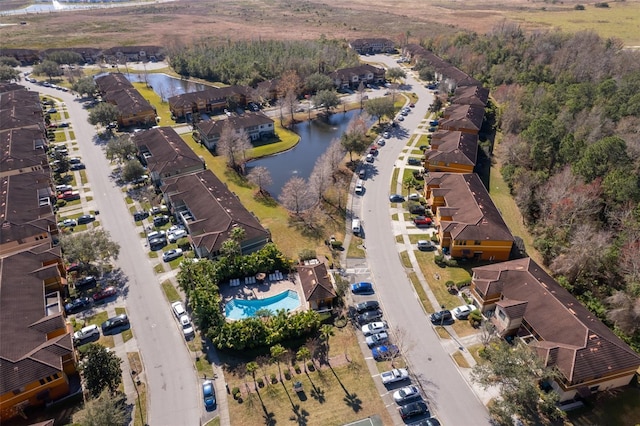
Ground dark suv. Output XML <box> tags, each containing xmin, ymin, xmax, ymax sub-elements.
<box><xmin>430</xmin><ymin>310</ymin><xmax>453</xmax><ymax>324</ymax></box>
<box><xmin>133</xmin><ymin>211</ymin><xmax>149</xmax><ymax>221</ymax></box>
<box><xmin>101</xmin><ymin>314</ymin><xmax>130</xmax><ymax>333</ymax></box>
<box><xmin>399</xmin><ymin>401</ymin><xmax>429</xmax><ymax>420</ymax></box>
<box><xmin>357</xmin><ymin>310</ymin><xmax>383</xmax><ymax>324</ymax></box>
<box><xmin>75</xmin><ymin>275</ymin><xmax>97</xmax><ymax>290</ymax></box>
<box><xmin>355</xmin><ymin>300</ymin><xmax>379</xmax><ymax>313</ymax></box>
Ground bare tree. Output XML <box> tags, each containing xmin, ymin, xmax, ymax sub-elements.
<box><xmin>606</xmin><ymin>291</ymin><xmax>640</xmax><ymax>335</ymax></box>
<box><xmin>247</xmin><ymin>166</ymin><xmax>273</xmax><ymax>195</ymax></box>
<box><xmin>357</xmin><ymin>81</ymin><xmax>366</xmax><ymax>109</ymax></box>
<box><xmin>324</xmin><ymin>138</ymin><xmax>347</xmax><ymax>182</ymax></box>
<box><xmin>309</xmin><ymin>155</ymin><xmax>331</xmax><ymax>201</ymax></box>
<box><xmin>278</xmin><ymin>176</ymin><xmax>316</xmax><ymax>214</ymax></box>
<box><xmin>216</xmin><ymin>122</ymin><xmax>252</xmax><ymax>172</ymax></box>
<box><xmin>278</xmin><ymin>70</ymin><xmax>301</xmax><ymax>125</ymax></box>
<box><xmin>550</xmin><ymin>223</ymin><xmax>611</xmax><ymax>282</ymax></box>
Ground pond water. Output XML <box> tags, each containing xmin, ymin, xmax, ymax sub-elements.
<box><xmin>125</xmin><ymin>73</ymin><xmax>210</xmax><ymax>101</ymax></box>
<box><xmin>248</xmin><ymin>110</ymin><xmax>366</xmax><ymax>199</ymax></box>
<box><xmin>124</xmin><ymin>72</ymin><xmax>365</xmax><ymax>198</ymax></box>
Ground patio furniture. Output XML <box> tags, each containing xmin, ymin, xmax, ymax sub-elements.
<box><xmin>293</xmin><ymin>381</ymin><xmax>303</xmax><ymax>393</ymax></box>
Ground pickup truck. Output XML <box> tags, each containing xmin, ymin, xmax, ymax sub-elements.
<box><xmin>380</xmin><ymin>368</ymin><xmax>409</xmax><ymax>385</ymax></box>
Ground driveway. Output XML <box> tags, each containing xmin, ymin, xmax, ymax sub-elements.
<box><xmin>353</xmin><ymin>54</ymin><xmax>491</xmax><ymax>425</ymax></box>
<box><xmin>20</xmin><ymin>76</ymin><xmax>202</xmax><ymax>425</ymax></box>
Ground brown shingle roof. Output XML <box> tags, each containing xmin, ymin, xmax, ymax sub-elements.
<box><xmin>452</xmin><ymin>85</ymin><xmax>490</xmax><ymax>106</ymax></box>
<box><xmin>133</xmin><ymin>127</ymin><xmax>204</xmax><ymax>178</ymax></box>
<box><xmin>168</xmin><ymin>86</ymin><xmax>247</xmax><ymax>109</ymax></box>
<box><xmin>473</xmin><ymin>258</ymin><xmax>640</xmax><ymax>384</ymax></box>
<box><xmin>328</xmin><ymin>64</ymin><xmax>385</xmax><ymax>82</ymax></box>
<box><xmin>426</xmin><ymin>173</ymin><xmax>513</xmax><ymax>242</ymax></box>
<box><xmin>0</xmin><ymin>246</ymin><xmax>72</xmax><ymax>394</ymax></box>
<box><xmin>297</xmin><ymin>262</ymin><xmax>336</xmax><ymax>302</ymax></box>
<box><xmin>197</xmin><ymin>112</ymin><xmax>274</xmax><ymax>138</ymax></box>
<box><xmin>0</xmin><ymin>127</ymin><xmax>49</xmax><ymax>176</ymax></box>
<box><xmin>427</xmin><ymin>131</ymin><xmax>478</xmax><ymax>167</ymax></box>
<box><xmin>439</xmin><ymin>104</ymin><xmax>485</xmax><ymax>133</ymax></box>
<box><xmin>161</xmin><ymin>170</ymin><xmax>269</xmax><ymax>256</ymax></box>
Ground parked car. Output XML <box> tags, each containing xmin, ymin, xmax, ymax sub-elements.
<box><xmin>380</xmin><ymin>368</ymin><xmax>409</xmax><ymax>385</ymax></box>
<box><xmin>101</xmin><ymin>314</ymin><xmax>129</xmax><ymax>333</ymax></box>
<box><xmin>361</xmin><ymin>321</ymin><xmax>387</xmax><ymax>336</ymax></box>
<box><xmin>75</xmin><ymin>275</ymin><xmax>97</xmax><ymax>289</ymax></box>
<box><xmin>64</xmin><ymin>297</ymin><xmax>92</xmax><ymax>314</ymax></box>
<box><xmin>351</xmin><ymin>282</ymin><xmax>373</xmax><ymax>294</ymax></box>
<box><xmin>369</xmin><ymin>146</ymin><xmax>378</xmax><ymax>155</ymax></box>
<box><xmin>168</xmin><ymin>229</ymin><xmax>187</xmax><ymax>242</ymax></box>
<box><xmin>58</xmin><ymin>218</ymin><xmax>77</xmax><ymax>228</ymax></box>
<box><xmin>149</xmin><ymin>205</ymin><xmax>168</xmax><ymax>215</ymax></box>
<box><xmin>383</xmin><ymin>132</ymin><xmax>390</xmax><ymax>138</ymax></box>
<box><xmin>93</xmin><ymin>286</ymin><xmax>117</xmax><ymax>302</ymax></box>
<box><xmin>378</xmin><ymin>139</ymin><xmax>385</xmax><ymax>146</ymax></box>
<box><xmin>427</xmin><ymin>84</ymin><xmax>437</xmax><ymax>90</ymax></box>
<box><xmin>430</xmin><ymin>310</ymin><xmax>453</xmax><ymax>324</ymax></box>
<box><xmin>162</xmin><ymin>248</ymin><xmax>183</xmax><ymax>262</ymax></box>
<box><xmin>393</xmin><ymin>385</ymin><xmax>421</xmax><ymax>403</ymax></box>
<box><xmin>429</xmin><ymin>120</ymin><xmax>439</xmax><ymax>126</ymax></box>
<box><xmin>172</xmin><ymin>301</ymin><xmax>187</xmax><ymax>319</ymax></box>
<box><xmin>357</xmin><ymin>309</ymin><xmax>383</xmax><ymax>324</ymax></box>
<box><xmin>417</xmin><ymin>240</ymin><xmax>435</xmax><ymax>251</ymax></box>
<box><xmin>409</xmin><ymin>204</ymin><xmax>426</xmax><ymax>214</ymax></box>
<box><xmin>202</xmin><ymin>380</ymin><xmax>216</xmax><ymax>411</ymax></box>
<box><xmin>389</xmin><ymin>194</ymin><xmax>405</xmax><ymax>202</ymax></box>
<box><xmin>401</xmin><ymin>110</ymin><xmax>408</xmax><ymax>116</ymax></box>
<box><xmin>59</xmin><ymin>122</ymin><xmax>69</xmax><ymax>127</ymax></box>
<box><xmin>149</xmin><ymin>237</ymin><xmax>167</xmax><ymax>250</ymax></box>
<box><xmin>147</xmin><ymin>230</ymin><xmax>166</xmax><ymax>241</ymax></box>
<box><xmin>77</xmin><ymin>214</ymin><xmax>95</xmax><ymax>224</ymax></box>
<box><xmin>132</xmin><ymin>174</ymin><xmax>149</xmax><ymax>185</ymax></box>
<box><xmin>408</xmin><ymin>193</ymin><xmax>421</xmax><ymax>201</ymax></box>
<box><xmin>398</xmin><ymin>401</ymin><xmax>429</xmax><ymax>420</ymax></box>
<box><xmin>73</xmin><ymin>324</ymin><xmax>100</xmax><ymax>343</ymax></box>
<box><xmin>68</xmin><ymin>157</ymin><xmax>82</xmax><ymax>164</ymax></box>
<box><xmin>179</xmin><ymin>314</ymin><xmax>194</xmax><ymax>337</ymax></box>
<box><xmin>451</xmin><ymin>304</ymin><xmax>477</xmax><ymax>320</ymax></box>
<box><xmin>409</xmin><ymin>103</ymin><xmax>415</xmax><ymax>108</ymax></box>
<box><xmin>372</xmin><ymin>344</ymin><xmax>399</xmax><ymax>361</ymax></box>
<box><xmin>397</xmin><ymin>115</ymin><xmax>405</xmax><ymax>121</ymax></box>
<box><xmin>55</xmin><ymin>184</ymin><xmax>73</xmax><ymax>192</ymax></box>
<box><xmin>355</xmin><ymin>300</ymin><xmax>379</xmax><ymax>313</ymax></box>
<box><xmin>358</xmin><ymin>168</ymin><xmax>367</xmax><ymax>179</ymax></box>
<box><xmin>365</xmin><ymin>331</ymin><xmax>389</xmax><ymax>348</ymax></box>
<box><xmin>57</xmin><ymin>191</ymin><xmax>80</xmax><ymax>201</ymax></box>
<box><xmin>407</xmin><ymin>158</ymin><xmax>421</xmax><ymax>166</ymax></box>
<box><xmin>366</xmin><ymin>153</ymin><xmax>374</xmax><ymax>163</ymax></box>
<box><xmin>413</xmin><ymin>216</ymin><xmax>432</xmax><ymax>226</ymax></box>
<box><xmin>153</xmin><ymin>215</ymin><xmax>170</xmax><ymax>227</ymax></box>
<box><xmin>69</xmin><ymin>163</ymin><xmax>86</xmax><ymax>170</ymax></box>
<box><xmin>355</xmin><ymin>180</ymin><xmax>364</xmax><ymax>194</ymax></box>
<box><xmin>133</xmin><ymin>210</ymin><xmax>149</xmax><ymax>221</ymax></box>
<box><xmin>410</xmin><ymin>417</ymin><xmax>441</xmax><ymax>426</ymax></box>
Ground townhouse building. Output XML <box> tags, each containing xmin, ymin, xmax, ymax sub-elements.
<box><xmin>196</xmin><ymin>111</ymin><xmax>275</xmax><ymax>150</ymax></box>
<box><xmin>95</xmin><ymin>73</ymin><xmax>156</xmax><ymax>127</ymax></box>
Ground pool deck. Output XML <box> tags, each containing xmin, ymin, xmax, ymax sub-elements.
<box><xmin>220</xmin><ymin>273</ymin><xmax>305</xmax><ymax>308</ymax></box>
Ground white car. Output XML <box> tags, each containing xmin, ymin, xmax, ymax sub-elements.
<box><xmin>380</xmin><ymin>368</ymin><xmax>409</xmax><ymax>385</ymax></box>
<box><xmin>171</xmin><ymin>301</ymin><xmax>187</xmax><ymax>319</ymax></box>
<box><xmin>168</xmin><ymin>229</ymin><xmax>187</xmax><ymax>242</ymax></box>
<box><xmin>163</xmin><ymin>248</ymin><xmax>183</xmax><ymax>262</ymax></box>
<box><xmin>408</xmin><ymin>193</ymin><xmax>420</xmax><ymax>201</ymax></box>
<box><xmin>179</xmin><ymin>314</ymin><xmax>194</xmax><ymax>337</ymax></box>
<box><xmin>355</xmin><ymin>180</ymin><xmax>364</xmax><ymax>194</ymax></box>
<box><xmin>365</xmin><ymin>331</ymin><xmax>389</xmax><ymax>347</ymax></box>
<box><xmin>361</xmin><ymin>321</ymin><xmax>387</xmax><ymax>336</ymax></box>
<box><xmin>73</xmin><ymin>324</ymin><xmax>100</xmax><ymax>343</ymax></box>
<box><xmin>451</xmin><ymin>304</ymin><xmax>477</xmax><ymax>320</ymax></box>
<box><xmin>383</xmin><ymin>132</ymin><xmax>390</xmax><ymax>139</ymax></box>
<box><xmin>393</xmin><ymin>385</ymin><xmax>421</xmax><ymax>403</ymax></box>
<box><xmin>58</xmin><ymin>219</ymin><xmax>77</xmax><ymax>228</ymax></box>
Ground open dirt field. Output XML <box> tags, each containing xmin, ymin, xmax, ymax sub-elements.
<box><xmin>3</xmin><ymin>0</ymin><xmax>638</xmax><ymax>50</ymax></box>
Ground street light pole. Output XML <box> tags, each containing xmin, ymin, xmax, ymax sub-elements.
<box><xmin>130</xmin><ymin>370</ymin><xmax>145</xmax><ymax>426</ymax></box>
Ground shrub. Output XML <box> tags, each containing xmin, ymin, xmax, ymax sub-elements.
<box><xmin>594</xmin><ymin>2</ymin><xmax>609</xmax><ymax>7</ymax></box>
<box><xmin>294</xmin><ymin>364</ymin><xmax>301</xmax><ymax>374</ymax></box>
<box><xmin>56</xmin><ymin>199</ymin><xmax>67</xmax><ymax>208</ymax></box>
<box><xmin>330</xmin><ymin>240</ymin><xmax>343</xmax><ymax>249</ymax></box>
<box><xmin>434</xmin><ymin>254</ymin><xmax>446</xmax><ymax>267</ymax></box>
<box><xmin>307</xmin><ymin>361</ymin><xmax>315</xmax><ymax>371</ymax></box>
<box><xmin>574</xmin><ymin>4</ymin><xmax>585</xmax><ymax>10</ymax></box>
<box><xmin>456</xmin><ymin>279</ymin><xmax>471</xmax><ymax>289</ymax></box>
<box><xmin>284</xmin><ymin>370</ymin><xmax>292</xmax><ymax>380</ymax></box>
<box><xmin>445</xmin><ymin>280</ymin><xmax>455</xmax><ymax>288</ymax></box>
<box><xmin>232</xmin><ymin>387</ymin><xmax>240</xmax><ymax>398</ymax></box>
<box><xmin>445</xmin><ymin>258</ymin><xmax>458</xmax><ymax>267</ymax></box>
<box><xmin>257</xmin><ymin>378</ymin><xmax>264</xmax><ymax>388</ymax></box>
<box><xmin>270</xmin><ymin>373</ymin><xmax>277</xmax><ymax>384</ymax></box>
<box><xmin>299</xmin><ymin>248</ymin><xmax>316</xmax><ymax>261</ymax></box>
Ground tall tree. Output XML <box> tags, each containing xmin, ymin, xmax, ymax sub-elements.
<box><xmin>304</xmin><ymin>72</ymin><xmax>334</xmax><ymax>94</ymax></box>
<box><xmin>81</xmin><ymin>344</ymin><xmax>123</xmax><ymax>398</ymax></box>
<box><xmin>60</xmin><ymin>229</ymin><xmax>120</xmax><ymax>268</ymax></box>
<box><xmin>278</xmin><ymin>176</ymin><xmax>316</xmax><ymax>214</ymax></box>
<box><xmin>0</xmin><ymin>65</ymin><xmax>20</xmax><ymax>82</ymax></box>
<box><xmin>319</xmin><ymin>324</ymin><xmax>334</xmax><ymax>360</ymax></box>
<box><xmin>106</xmin><ymin>135</ymin><xmax>136</xmax><ymax>165</ymax></box>
<box><xmin>72</xmin><ymin>389</ymin><xmax>127</xmax><ymax>426</ymax></box>
<box><xmin>121</xmin><ymin>159</ymin><xmax>146</xmax><ymax>183</ymax></box>
<box><xmin>471</xmin><ymin>340</ymin><xmax>564</xmax><ymax>425</ymax></box>
<box><xmin>72</xmin><ymin>76</ymin><xmax>97</xmax><ymax>97</ymax></box>
<box><xmin>0</xmin><ymin>56</ymin><xmax>20</xmax><ymax>67</ymax></box>
<box><xmin>296</xmin><ymin>347</ymin><xmax>312</xmax><ymax>373</ymax></box>
<box><xmin>216</xmin><ymin>123</ymin><xmax>252</xmax><ymax>172</ymax></box>
<box><xmin>33</xmin><ymin>59</ymin><xmax>63</xmax><ymax>81</ymax></box>
<box><xmin>270</xmin><ymin>344</ymin><xmax>287</xmax><ymax>382</ymax></box>
<box><xmin>312</xmin><ymin>89</ymin><xmax>340</xmax><ymax>114</ymax></box>
<box><xmin>385</xmin><ymin>67</ymin><xmax>407</xmax><ymax>84</ymax></box>
<box><xmin>88</xmin><ymin>103</ymin><xmax>120</xmax><ymax>129</ymax></box>
<box><xmin>247</xmin><ymin>166</ymin><xmax>273</xmax><ymax>195</ymax></box>
<box><xmin>364</xmin><ymin>97</ymin><xmax>395</xmax><ymax>124</ymax></box>
<box><xmin>46</xmin><ymin>50</ymin><xmax>84</xmax><ymax>66</ymax></box>
<box><xmin>278</xmin><ymin>69</ymin><xmax>302</xmax><ymax>124</ymax></box>
<box><xmin>340</xmin><ymin>113</ymin><xmax>370</xmax><ymax>162</ymax></box>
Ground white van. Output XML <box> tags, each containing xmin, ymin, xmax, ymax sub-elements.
<box><xmin>355</xmin><ymin>179</ymin><xmax>364</xmax><ymax>194</ymax></box>
<box><xmin>352</xmin><ymin>218</ymin><xmax>361</xmax><ymax>235</ymax></box>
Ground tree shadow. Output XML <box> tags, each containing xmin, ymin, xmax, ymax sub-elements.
<box><xmin>305</xmin><ymin>371</ymin><xmax>325</xmax><ymax>403</ymax></box>
<box><xmin>223</xmin><ymin>168</ymin><xmax>252</xmax><ymax>188</ymax></box>
<box><xmin>254</xmin><ymin>388</ymin><xmax>276</xmax><ymax>426</ymax></box>
<box><xmin>253</xmin><ymin>191</ymin><xmax>278</xmax><ymax>207</ymax></box>
<box><xmin>327</xmin><ymin>362</ymin><xmax>362</xmax><ymax>412</ymax></box>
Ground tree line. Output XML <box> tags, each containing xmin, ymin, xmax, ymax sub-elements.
<box><xmin>424</xmin><ymin>26</ymin><xmax>640</xmax><ymax>349</ymax></box>
<box><xmin>167</xmin><ymin>38</ymin><xmax>360</xmax><ymax>86</ymax></box>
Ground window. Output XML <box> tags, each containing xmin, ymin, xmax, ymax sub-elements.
<box><xmin>39</xmin><ymin>379</ymin><xmax>46</xmax><ymax>385</ymax></box>
<box><xmin>590</xmin><ymin>385</ymin><xmax>600</xmax><ymax>392</ymax></box>
<box><xmin>474</xmin><ymin>240</ymin><xmax>481</xmax><ymax>246</ymax></box>
<box><xmin>498</xmin><ymin>309</ymin><xmax>506</xmax><ymax>320</ymax></box>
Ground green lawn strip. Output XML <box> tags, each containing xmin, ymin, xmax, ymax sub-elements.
<box><xmin>391</xmin><ymin>213</ymin><xmax>398</xmax><ymax>221</ymax></box>
<box><xmin>434</xmin><ymin>326</ymin><xmax>451</xmax><ymax>339</ymax></box>
<box><xmin>466</xmin><ymin>343</ymin><xmax>485</xmax><ymax>365</ymax></box>
<box><xmin>203</xmin><ymin>418</ymin><xmax>221</xmax><ymax>426</ymax></box>
<box><xmin>407</xmin><ymin>234</ymin><xmax>431</xmax><ymax>244</ymax></box>
<box><xmin>132</xmin><ymin>82</ymin><xmax>172</xmax><ymax>127</ymax></box>
<box><xmin>79</xmin><ymin>170</ymin><xmax>88</xmax><ymax>184</ymax></box>
<box><xmin>414</xmin><ymin>251</ymin><xmax>469</xmax><ymax>308</ymax></box>
<box><xmin>148</xmin><ymin>251</ymin><xmax>158</xmax><ymax>259</ymax></box>
<box><xmin>161</xmin><ymin>280</ymin><xmax>181</xmax><ymax>303</ymax></box>
<box><xmin>346</xmin><ymin>236</ymin><xmax>366</xmax><ymax>258</ymax></box>
<box><xmin>126</xmin><ymin>196</ymin><xmax>134</xmax><ymax>205</ymax></box>
<box><xmin>395</xmin><ymin>235</ymin><xmax>403</xmax><ymax>243</ymax></box>
<box><xmin>452</xmin><ymin>351</ymin><xmax>470</xmax><ymax>368</ymax></box>
<box><xmin>54</xmin><ymin>131</ymin><xmax>67</xmax><ymax>142</ymax></box>
<box><xmin>407</xmin><ymin>271</ymin><xmax>431</xmax><ymax>312</ymax></box>
<box><xmin>390</xmin><ymin>167</ymin><xmax>400</xmax><ymax>192</ymax></box>
<box><xmin>153</xmin><ymin>264</ymin><xmax>164</xmax><ymax>274</ymax></box>
<box><xmin>248</xmin><ymin>122</ymin><xmax>299</xmax><ymax>159</ymax></box>
<box><xmin>69</xmin><ymin>130</ymin><xmax>75</xmax><ymax>140</ymax></box>
<box><xmin>64</xmin><ymin>111</ymin><xmax>69</xmax><ymax>119</ymax></box>
<box><xmin>416</xmin><ymin>134</ymin><xmax>430</xmax><ymax>145</ymax></box>
<box><xmin>128</xmin><ymin>352</ymin><xmax>148</xmax><ymax>426</ymax></box>
<box><xmin>168</xmin><ymin>256</ymin><xmax>184</xmax><ymax>269</ymax></box>
<box><xmin>488</xmin><ymin>158</ymin><xmax>545</xmax><ymax>267</ymax></box>
<box><xmin>85</xmin><ymin>196</ymin><xmax>93</xmax><ymax>202</ymax></box>
<box><xmin>399</xmin><ymin>250</ymin><xmax>412</xmax><ymax>268</ymax></box>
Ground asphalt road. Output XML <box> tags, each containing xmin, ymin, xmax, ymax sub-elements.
<box><xmin>20</xmin><ymin>76</ymin><xmax>201</xmax><ymax>425</ymax></box>
<box><xmin>358</xmin><ymin>54</ymin><xmax>491</xmax><ymax>425</ymax></box>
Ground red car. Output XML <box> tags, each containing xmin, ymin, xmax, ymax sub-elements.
<box><xmin>409</xmin><ymin>103</ymin><xmax>415</xmax><ymax>108</ymax></box>
<box><xmin>57</xmin><ymin>191</ymin><xmax>80</xmax><ymax>201</ymax></box>
<box><xmin>369</xmin><ymin>146</ymin><xmax>378</xmax><ymax>154</ymax></box>
<box><xmin>413</xmin><ymin>216</ymin><xmax>432</xmax><ymax>226</ymax></box>
<box><xmin>93</xmin><ymin>286</ymin><xmax>117</xmax><ymax>302</ymax></box>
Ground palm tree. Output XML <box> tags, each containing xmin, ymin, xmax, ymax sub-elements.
<box><xmin>270</xmin><ymin>344</ymin><xmax>286</xmax><ymax>382</ymax></box>
<box><xmin>319</xmin><ymin>324</ymin><xmax>334</xmax><ymax>360</ymax></box>
<box><xmin>246</xmin><ymin>361</ymin><xmax>259</xmax><ymax>390</ymax></box>
<box><xmin>296</xmin><ymin>347</ymin><xmax>311</xmax><ymax>373</ymax></box>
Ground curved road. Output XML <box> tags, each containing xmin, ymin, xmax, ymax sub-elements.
<box><xmin>359</xmin><ymin>54</ymin><xmax>491</xmax><ymax>425</ymax></box>
<box><xmin>21</xmin><ymin>78</ymin><xmax>201</xmax><ymax>425</ymax></box>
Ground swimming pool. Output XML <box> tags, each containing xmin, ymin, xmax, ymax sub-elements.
<box><xmin>224</xmin><ymin>290</ymin><xmax>301</xmax><ymax>320</ymax></box>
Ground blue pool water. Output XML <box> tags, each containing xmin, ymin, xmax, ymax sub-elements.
<box><xmin>224</xmin><ymin>290</ymin><xmax>301</xmax><ymax>320</ymax></box>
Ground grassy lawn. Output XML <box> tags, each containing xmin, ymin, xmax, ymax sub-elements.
<box><xmin>132</xmin><ymin>82</ymin><xmax>173</xmax><ymax>127</ymax></box>
<box><xmin>204</xmin><ymin>418</ymin><xmax>220</xmax><ymax>426</ymax></box>
<box><xmin>414</xmin><ymin>251</ymin><xmax>470</xmax><ymax>309</ymax></box>
<box><xmin>399</xmin><ymin>250</ymin><xmax>412</xmax><ymax>268</ymax></box>
<box><xmin>79</xmin><ymin>170</ymin><xmax>88</xmax><ymax>185</ymax></box>
<box><xmin>567</xmin><ymin>387</ymin><xmax>640</xmax><ymax>426</ymax></box>
<box><xmin>153</xmin><ymin>264</ymin><xmax>165</xmax><ymax>274</ymax></box>
<box><xmin>346</xmin><ymin>236</ymin><xmax>365</xmax><ymax>258</ymax></box>
<box><xmin>54</xmin><ymin>131</ymin><xmax>67</xmax><ymax>142</ymax></box>
<box><xmin>249</xmin><ymin>122</ymin><xmax>299</xmax><ymax>159</ymax></box>
<box><xmin>488</xmin><ymin>157</ymin><xmax>544</xmax><ymax>267</ymax></box>
<box><xmin>128</xmin><ymin>352</ymin><xmax>148</xmax><ymax>426</ymax></box>
<box><xmin>161</xmin><ymin>280</ymin><xmax>181</xmax><ymax>303</ymax></box>
<box><xmin>390</xmin><ymin>167</ymin><xmax>400</xmax><ymax>193</ymax></box>
<box><xmin>69</xmin><ymin>130</ymin><xmax>75</xmax><ymax>140</ymax></box>
<box><xmin>225</xmin><ymin>327</ymin><xmax>392</xmax><ymax>426</ymax></box>
<box><xmin>452</xmin><ymin>350</ymin><xmax>470</xmax><ymax>368</ymax></box>
<box><xmin>407</xmin><ymin>271</ymin><xmax>431</xmax><ymax>313</ymax></box>
<box><xmin>86</xmin><ymin>311</ymin><xmax>108</xmax><ymax>326</ymax></box>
